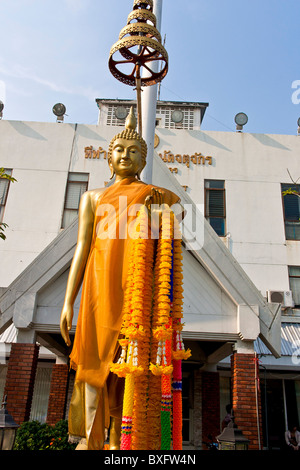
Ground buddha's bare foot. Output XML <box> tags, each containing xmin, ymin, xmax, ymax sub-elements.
<box><xmin>75</xmin><ymin>438</ymin><xmax>88</xmax><ymax>450</ymax></box>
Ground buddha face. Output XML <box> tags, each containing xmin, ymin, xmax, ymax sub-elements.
<box><xmin>109</xmin><ymin>138</ymin><xmax>143</xmax><ymax>180</ymax></box>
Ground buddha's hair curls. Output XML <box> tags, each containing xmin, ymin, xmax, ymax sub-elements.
<box><xmin>108</xmin><ymin>128</ymin><xmax>147</xmax><ymax>164</ymax></box>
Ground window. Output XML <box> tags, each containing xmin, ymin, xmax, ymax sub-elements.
<box><xmin>205</xmin><ymin>180</ymin><xmax>226</xmax><ymax>236</ymax></box>
<box><xmin>289</xmin><ymin>266</ymin><xmax>300</xmax><ymax>308</ymax></box>
<box><xmin>282</xmin><ymin>184</ymin><xmax>300</xmax><ymax>240</ymax></box>
<box><xmin>30</xmin><ymin>366</ymin><xmax>53</xmax><ymax>423</ymax></box>
<box><xmin>62</xmin><ymin>172</ymin><xmax>89</xmax><ymax>229</ymax></box>
<box><xmin>0</xmin><ymin>168</ymin><xmax>12</xmax><ymax>222</ymax></box>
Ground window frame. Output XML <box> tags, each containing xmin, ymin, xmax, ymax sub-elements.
<box><xmin>204</xmin><ymin>179</ymin><xmax>226</xmax><ymax>236</ymax></box>
<box><xmin>288</xmin><ymin>266</ymin><xmax>300</xmax><ymax>308</ymax></box>
<box><xmin>281</xmin><ymin>183</ymin><xmax>300</xmax><ymax>241</ymax></box>
<box><xmin>61</xmin><ymin>172</ymin><xmax>89</xmax><ymax>229</ymax></box>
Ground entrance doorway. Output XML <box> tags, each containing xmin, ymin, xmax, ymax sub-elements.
<box><xmin>261</xmin><ymin>376</ymin><xmax>300</xmax><ymax>450</ymax></box>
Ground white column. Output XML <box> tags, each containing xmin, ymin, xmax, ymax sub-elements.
<box><xmin>141</xmin><ymin>0</ymin><xmax>163</xmax><ymax>184</ymax></box>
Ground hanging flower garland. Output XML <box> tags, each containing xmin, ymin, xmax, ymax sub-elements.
<box><xmin>149</xmin><ymin>211</ymin><xmax>191</xmax><ymax>450</ymax></box>
<box><xmin>172</xmin><ymin>224</ymin><xmax>191</xmax><ymax>449</ymax></box>
<box><xmin>111</xmin><ymin>205</ymin><xmax>154</xmax><ymax>449</ymax></box>
<box><xmin>146</xmin><ymin>239</ymin><xmax>162</xmax><ymax>450</ymax></box>
<box><xmin>131</xmin><ymin>217</ymin><xmax>154</xmax><ymax>450</ymax></box>
<box><xmin>110</xmin><ymin>201</ymin><xmax>191</xmax><ymax>450</ymax></box>
<box><xmin>149</xmin><ymin>210</ymin><xmax>173</xmax><ymax>450</ymax></box>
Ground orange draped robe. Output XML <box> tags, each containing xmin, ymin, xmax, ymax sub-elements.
<box><xmin>68</xmin><ymin>177</ymin><xmax>180</xmax><ymax>448</ymax></box>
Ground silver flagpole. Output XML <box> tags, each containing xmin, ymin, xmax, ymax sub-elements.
<box><xmin>141</xmin><ymin>0</ymin><xmax>163</xmax><ymax>185</ymax></box>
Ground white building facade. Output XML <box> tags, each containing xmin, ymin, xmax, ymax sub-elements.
<box><xmin>0</xmin><ymin>99</ymin><xmax>299</xmax><ymax>449</ymax></box>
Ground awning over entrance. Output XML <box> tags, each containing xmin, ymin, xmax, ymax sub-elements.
<box><xmin>2</xmin><ymin>321</ymin><xmax>298</xmax><ymax>365</ymax></box>
<box><xmin>255</xmin><ymin>322</ymin><xmax>300</xmax><ymax>357</ymax></box>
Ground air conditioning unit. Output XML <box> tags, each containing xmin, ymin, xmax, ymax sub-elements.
<box><xmin>267</xmin><ymin>290</ymin><xmax>294</xmax><ymax>308</ymax></box>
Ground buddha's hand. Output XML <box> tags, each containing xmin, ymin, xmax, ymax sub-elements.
<box><xmin>144</xmin><ymin>188</ymin><xmax>168</xmax><ymax>236</ymax></box>
<box><xmin>60</xmin><ymin>303</ymin><xmax>74</xmax><ymax>347</ymax></box>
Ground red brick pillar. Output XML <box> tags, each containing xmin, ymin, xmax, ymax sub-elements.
<box><xmin>47</xmin><ymin>363</ymin><xmax>69</xmax><ymax>425</ymax></box>
<box><xmin>231</xmin><ymin>352</ymin><xmax>263</xmax><ymax>450</ymax></box>
<box><xmin>3</xmin><ymin>343</ymin><xmax>39</xmax><ymax>424</ymax></box>
<box><xmin>202</xmin><ymin>371</ymin><xmax>220</xmax><ymax>447</ymax></box>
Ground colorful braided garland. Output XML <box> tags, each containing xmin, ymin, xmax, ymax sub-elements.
<box><xmin>111</xmin><ymin>204</ymin><xmax>191</xmax><ymax>450</ymax></box>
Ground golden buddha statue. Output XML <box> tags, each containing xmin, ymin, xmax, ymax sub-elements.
<box><xmin>60</xmin><ymin>108</ymin><xmax>181</xmax><ymax>450</ymax></box>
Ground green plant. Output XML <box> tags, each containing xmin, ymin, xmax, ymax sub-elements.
<box><xmin>0</xmin><ymin>168</ymin><xmax>17</xmax><ymax>182</ymax></box>
<box><xmin>13</xmin><ymin>420</ymin><xmax>76</xmax><ymax>451</ymax></box>
<box><xmin>0</xmin><ymin>167</ymin><xmax>17</xmax><ymax>240</ymax></box>
<box><xmin>0</xmin><ymin>222</ymin><xmax>8</xmax><ymax>241</ymax></box>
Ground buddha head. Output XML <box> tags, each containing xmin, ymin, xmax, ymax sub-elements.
<box><xmin>108</xmin><ymin>107</ymin><xmax>147</xmax><ymax>180</ymax></box>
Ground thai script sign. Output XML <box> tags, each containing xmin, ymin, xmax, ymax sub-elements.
<box><xmin>85</xmin><ymin>146</ymin><xmax>107</xmax><ymax>159</ymax></box>
<box><xmin>158</xmin><ymin>150</ymin><xmax>213</xmax><ymax>168</ymax></box>
<box><xmin>85</xmin><ymin>146</ymin><xmax>213</xmax><ymax>169</ymax></box>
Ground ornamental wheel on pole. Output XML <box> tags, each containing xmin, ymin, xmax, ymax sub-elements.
<box><xmin>108</xmin><ymin>0</ymin><xmax>168</xmax><ymax>135</ymax></box>
<box><xmin>109</xmin><ymin>36</ymin><xmax>168</xmax><ymax>87</ymax></box>
<box><xmin>108</xmin><ymin>1</ymin><xmax>168</xmax><ymax>87</ymax></box>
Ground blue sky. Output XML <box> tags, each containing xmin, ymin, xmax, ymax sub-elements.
<box><xmin>0</xmin><ymin>0</ymin><xmax>299</xmax><ymax>135</ymax></box>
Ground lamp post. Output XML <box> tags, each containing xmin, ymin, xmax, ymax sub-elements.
<box><xmin>0</xmin><ymin>396</ymin><xmax>19</xmax><ymax>450</ymax></box>
<box><xmin>216</xmin><ymin>416</ymin><xmax>250</xmax><ymax>450</ymax></box>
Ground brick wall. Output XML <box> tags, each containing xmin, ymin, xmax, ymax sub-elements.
<box><xmin>231</xmin><ymin>352</ymin><xmax>263</xmax><ymax>450</ymax></box>
<box><xmin>47</xmin><ymin>363</ymin><xmax>69</xmax><ymax>425</ymax></box>
<box><xmin>3</xmin><ymin>343</ymin><xmax>39</xmax><ymax>424</ymax></box>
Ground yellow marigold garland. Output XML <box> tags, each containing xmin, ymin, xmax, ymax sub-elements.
<box><xmin>111</xmin><ymin>206</ymin><xmax>154</xmax><ymax>449</ymax></box>
<box><xmin>132</xmin><ymin>222</ymin><xmax>154</xmax><ymax>450</ymax></box>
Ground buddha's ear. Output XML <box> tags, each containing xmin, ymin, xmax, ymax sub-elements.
<box><xmin>108</xmin><ymin>159</ymin><xmax>115</xmax><ymax>180</ymax></box>
<box><xmin>136</xmin><ymin>159</ymin><xmax>146</xmax><ymax>180</ymax></box>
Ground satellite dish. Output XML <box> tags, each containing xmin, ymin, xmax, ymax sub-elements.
<box><xmin>0</xmin><ymin>101</ymin><xmax>4</xmax><ymax>113</ymax></box>
<box><xmin>297</xmin><ymin>117</ymin><xmax>300</xmax><ymax>127</ymax></box>
<box><xmin>234</xmin><ymin>112</ymin><xmax>248</xmax><ymax>131</ymax></box>
<box><xmin>52</xmin><ymin>103</ymin><xmax>66</xmax><ymax>121</ymax></box>
<box><xmin>115</xmin><ymin>106</ymin><xmax>127</xmax><ymax>120</ymax></box>
<box><xmin>171</xmin><ymin>110</ymin><xmax>183</xmax><ymax>123</ymax></box>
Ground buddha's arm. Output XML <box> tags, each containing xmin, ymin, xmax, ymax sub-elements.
<box><xmin>60</xmin><ymin>191</ymin><xmax>94</xmax><ymax>346</ymax></box>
